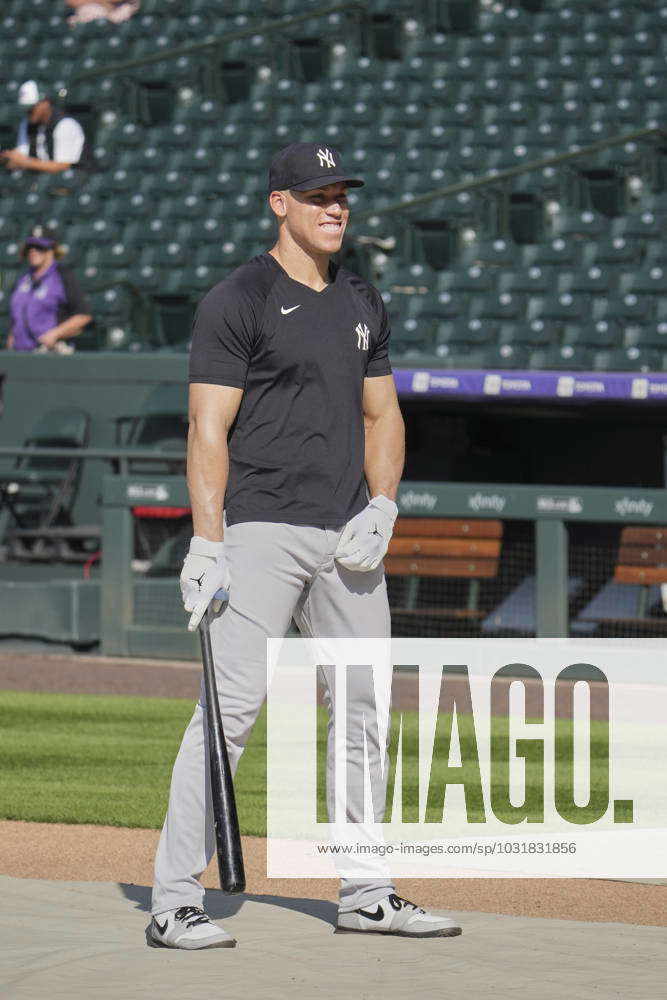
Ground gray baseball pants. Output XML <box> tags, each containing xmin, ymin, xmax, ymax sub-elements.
<box><xmin>152</xmin><ymin>520</ymin><xmax>394</xmax><ymax>916</ymax></box>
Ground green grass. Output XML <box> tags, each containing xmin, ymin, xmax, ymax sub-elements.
<box><xmin>0</xmin><ymin>691</ymin><xmax>268</xmax><ymax>834</ymax></box>
<box><xmin>0</xmin><ymin>690</ymin><xmax>617</xmax><ymax>834</ymax></box>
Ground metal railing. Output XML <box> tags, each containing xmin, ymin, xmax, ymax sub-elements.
<box><xmin>354</xmin><ymin>127</ymin><xmax>667</xmax><ymax>224</ymax></box>
<box><xmin>98</xmin><ymin>475</ymin><xmax>667</xmax><ymax>658</ymax></box>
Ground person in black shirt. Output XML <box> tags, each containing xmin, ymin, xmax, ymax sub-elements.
<box><xmin>149</xmin><ymin>142</ymin><xmax>463</xmax><ymax>949</ymax></box>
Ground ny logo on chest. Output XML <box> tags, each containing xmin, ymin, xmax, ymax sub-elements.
<box><xmin>355</xmin><ymin>322</ymin><xmax>370</xmax><ymax>351</ymax></box>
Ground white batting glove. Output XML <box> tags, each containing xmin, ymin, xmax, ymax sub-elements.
<box><xmin>180</xmin><ymin>536</ymin><xmax>231</xmax><ymax>632</ymax></box>
<box><xmin>334</xmin><ymin>495</ymin><xmax>398</xmax><ymax>572</ymax></box>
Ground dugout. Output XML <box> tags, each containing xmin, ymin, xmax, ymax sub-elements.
<box><xmin>0</xmin><ymin>351</ymin><xmax>665</xmax><ymax>654</ymax></box>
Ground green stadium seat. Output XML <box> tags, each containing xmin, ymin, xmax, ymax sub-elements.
<box><xmin>624</xmin><ymin>266</ymin><xmax>665</xmax><ymax>295</ymax></box>
<box><xmin>500</xmin><ymin>319</ymin><xmax>556</xmax><ymax>349</ymax></box>
<box><xmin>419</xmin><ymin>289</ymin><xmax>465</xmax><ymax>320</ymax></box>
<box><xmin>594</xmin><ymin>347</ymin><xmax>659</xmax><ymax>372</ymax></box>
<box><xmin>433</xmin><ymin>344</ymin><xmax>492</xmax><ymax>368</ymax></box>
<box><xmin>481</xmin><ymin>344</ymin><xmax>532</xmax><ymax>369</ymax></box>
<box><xmin>462</xmin><ymin>238</ymin><xmax>521</xmax><ymax>269</ymax></box>
<box><xmin>81</xmin><ymin>242</ymin><xmax>134</xmax><ymax>278</ymax></box>
<box><xmin>67</xmin><ymin>219</ymin><xmax>122</xmax><ymax>247</ymax></box>
<box><xmin>123</xmin><ymin>192</ymin><xmax>158</xmax><ymax>220</ymax></box>
<box><xmin>594</xmin><ymin>292</ymin><xmax>653</xmax><ymax>324</ymax></box>
<box><xmin>435</xmin><ymin>318</ymin><xmax>497</xmax><ymax>349</ymax></box>
<box><xmin>585</xmin><ymin>236</ymin><xmax>641</xmax><ymax>267</ymax></box>
<box><xmin>563</xmin><ymin>321</ymin><xmax>623</xmax><ymax>350</ymax></box>
<box><xmin>634</xmin><ymin>323</ymin><xmax>667</xmax><ymax>350</ymax></box>
<box><xmin>562</xmin><ymin>266</ymin><xmax>613</xmax><ymax>295</ymax></box>
<box><xmin>476</xmin><ymin>291</ymin><xmax>524</xmax><ymax>321</ymax></box>
<box><xmin>437</xmin><ymin>265</ymin><xmax>492</xmax><ymax>295</ymax></box>
<box><xmin>614</xmin><ymin>211</ymin><xmax>664</xmax><ymax>240</ymax></box>
<box><xmin>0</xmin><ymin>406</ymin><xmax>91</xmax><ymax>559</ymax></box>
<box><xmin>391</xmin><ymin>316</ymin><xmax>436</xmax><ymax>356</ymax></box>
<box><xmin>531</xmin><ymin>292</ymin><xmax>581</xmax><ymax>323</ymax></box>
<box><xmin>0</xmin><ymin>238</ymin><xmax>21</xmax><ymax>274</ymax></box>
<box><xmin>529</xmin><ymin>345</ymin><xmax>595</xmax><ymax>371</ymax></box>
<box><xmin>500</xmin><ymin>265</ymin><xmax>550</xmax><ymax>295</ymax></box>
<box><xmin>184</xmin><ymin>261</ymin><xmax>223</xmax><ymax>292</ymax></box>
<box><xmin>524</xmin><ymin>238</ymin><xmax>579</xmax><ymax>268</ymax></box>
<box><xmin>554</xmin><ymin>210</ymin><xmax>608</xmax><ymax>239</ymax></box>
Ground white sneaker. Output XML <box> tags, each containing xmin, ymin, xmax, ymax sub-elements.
<box><xmin>336</xmin><ymin>893</ymin><xmax>462</xmax><ymax>938</ymax></box>
<box><xmin>150</xmin><ymin>906</ymin><xmax>236</xmax><ymax>949</ymax></box>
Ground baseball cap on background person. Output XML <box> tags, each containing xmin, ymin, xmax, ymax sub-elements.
<box><xmin>20</xmin><ymin>224</ymin><xmax>63</xmax><ymax>259</ymax></box>
<box><xmin>17</xmin><ymin>80</ymin><xmax>49</xmax><ymax>108</ymax></box>
<box><xmin>268</xmin><ymin>142</ymin><xmax>364</xmax><ymax>193</ymax></box>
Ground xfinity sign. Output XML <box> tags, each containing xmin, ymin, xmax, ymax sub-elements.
<box><xmin>614</xmin><ymin>497</ymin><xmax>654</xmax><ymax>519</ymax></box>
<box><xmin>399</xmin><ymin>490</ymin><xmax>438</xmax><ymax>512</ymax></box>
<box><xmin>468</xmin><ymin>492</ymin><xmax>506</xmax><ymax>514</ymax></box>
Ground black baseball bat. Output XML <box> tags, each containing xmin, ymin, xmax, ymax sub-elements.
<box><xmin>198</xmin><ymin>599</ymin><xmax>246</xmax><ymax>894</ymax></box>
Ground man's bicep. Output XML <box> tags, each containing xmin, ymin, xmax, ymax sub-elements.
<box><xmin>189</xmin><ymin>383</ymin><xmax>244</xmax><ymax>436</ymax></box>
<box><xmin>363</xmin><ymin>374</ymin><xmax>400</xmax><ymax>422</ymax></box>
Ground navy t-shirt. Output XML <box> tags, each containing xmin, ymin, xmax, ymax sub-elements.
<box><xmin>189</xmin><ymin>252</ymin><xmax>393</xmax><ymax>527</ymax></box>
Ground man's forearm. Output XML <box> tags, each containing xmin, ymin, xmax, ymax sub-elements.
<box><xmin>20</xmin><ymin>158</ymin><xmax>72</xmax><ymax>174</ymax></box>
<box><xmin>364</xmin><ymin>408</ymin><xmax>405</xmax><ymax>501</ymax></box>
<box><xmin>187</xmin><ymin>424</ymin><xmax>229</xmax><ymax>541</ymax></box>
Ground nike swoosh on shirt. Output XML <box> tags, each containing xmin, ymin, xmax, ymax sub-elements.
<box><xmin>281</xmin><ymin>305</ymin><xmax>301</xmax><ymax>315</ymax></box>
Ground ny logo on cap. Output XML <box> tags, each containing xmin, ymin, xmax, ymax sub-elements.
<box><xmin>317</xmin><ymin>147</ymin><xmax>336</xmax><ymax>169</ymax></box>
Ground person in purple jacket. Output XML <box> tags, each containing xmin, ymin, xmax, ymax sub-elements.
<box><xmin>7</xmin><ymin>225</ymin><xmax>92</xmax><ymax>353</ymax></box>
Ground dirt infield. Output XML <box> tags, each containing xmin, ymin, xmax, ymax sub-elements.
<box><xmin>1</xmin><ymin>821</ymin><xmax>665</xmax><ymax>926</ymax></box>
<box><xmin>1</xmin><ymin>650</ymin><xmax>665</xmax><ymax>927</ymax></box>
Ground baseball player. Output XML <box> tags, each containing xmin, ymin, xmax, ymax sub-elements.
<box><xmin>150</xmin><ymin>142</ymin><xmax>463</xmax><ymax>949</ymax></box>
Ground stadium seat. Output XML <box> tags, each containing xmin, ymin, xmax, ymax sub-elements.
<box><xmin>553</xmin><ymin>210</ymin><xmax>608</xmax><ymax>239</ymax></box>
<box><xmin>436</xmin><ymin>318</ymin><xmax>498</xmax><ymax>347</ymax></box>
<box><xmin>562</xmin><ymin>321</ymin><xmax>622</xmax><ymax>350</ymax></box>
<box><xmin>0</xmin><ymin>407</ymin><xmax>91</xmax><ymax>561</ymax></box>
<box><xmin>531</xmin><ymin>291</ymin><xmax>582</xmax><ymax>323</ymax></box>
<box><xmin>499</xmin><ymin>320</ymin><xmax>556</xmax><ymax>349</ymax></box>
<box><xmin>594</xmin><ymin>347</ymin><xmax>659</xmax><ymax>372</ymax></box>
<box><xmin>562</xmin><ymin>266</ymin><xmax>614</xmax><ymax>295</ymax></box>
<box><xmin>528</xmin><ymin>345</ymin><xmax>595</xmax><ymax>371</ymax></box>
<box><xmin>500</xmin><ymin>265</ymin><xmax>551</xmax><ymax>295</ymax></box>
<box><xmin>476</xmin><ymin>291</ymin><xmax>524</xmax><ymax>321</ymax></box>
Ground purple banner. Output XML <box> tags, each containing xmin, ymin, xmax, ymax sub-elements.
<box><xmin>393</xmin><ymin>369</ymin><xmax>667</xmax><ymax>403</ymax></box>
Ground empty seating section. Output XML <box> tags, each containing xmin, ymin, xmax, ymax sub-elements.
<box><xmin>0</xmin><ymin>0</ymin><xmax>666</xmax><ymax>364</ymax></box>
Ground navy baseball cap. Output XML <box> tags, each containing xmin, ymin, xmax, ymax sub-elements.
<box><xmin>22</xmin><ymin>224</ymin><xmax>57</xmax><ymax>254</ymax></box>
<box><xmin>269</xmin><ymin>142</ymin><xmax>364</xmax><ymax>193</ymax></box>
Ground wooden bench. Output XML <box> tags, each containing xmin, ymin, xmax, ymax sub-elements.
<box><xmin>612</xmin><ymin>525</ymin><xmax>667</xmax><ymax>624</ymax></box>
<box><xmin>385</xmin><ymin>517</ymin><xmax>504</xmax><ymax>619</ymax></box>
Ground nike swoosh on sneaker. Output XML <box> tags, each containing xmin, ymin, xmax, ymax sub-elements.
<box><xmin>356</xmin><ymin>904</ymin><xmax>384</xmax><ymax>921</ymax></box>
<box><xmin>281</xmin><ymin>305</ymin><xmax>301</xmax><ymax>315</ymax></box>
<box><xmin>154</xmin><ymin>918</ymin><xmax>168</xmax><ymax>935</ymax></box>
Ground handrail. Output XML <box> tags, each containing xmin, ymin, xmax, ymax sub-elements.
<box><xmin>354</xmin><ymin>127</ymin><xmax>667</xmax><ymax>222</ymax></box>
<box><xmin>60</xmin><ymin>1</ymin><xmax>364</xmax><ymax>92</ymax></box>
<box><xmin>0</xmin><ymin>447</ymin><xmax>184</xmax><ymax>460</ymax></box>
